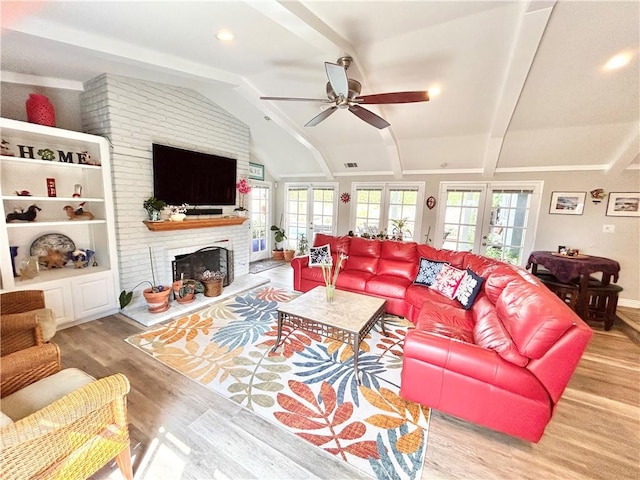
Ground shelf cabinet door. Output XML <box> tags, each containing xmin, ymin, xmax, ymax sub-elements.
<box><xmin>71</xmin><ymin>271</ymin><xmax>116</xmax><ymax>321</ymax></box>
<box><xmin>43</xmin><ymin>284</ymin><xmax>75</xmax><ymax>327</ymax></box>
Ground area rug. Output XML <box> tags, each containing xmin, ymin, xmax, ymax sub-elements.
<box><xmin>249</xmin><ymin>258</ymin><xmax>286</xmax><ymax>274</ymax></box>
<box><xmin>126</xmin><ymin>286</ymin><xmax>430</xmax><ymax>480</ymax></box>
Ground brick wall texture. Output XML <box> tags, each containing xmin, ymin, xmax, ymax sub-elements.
<box><xmin>80</xmin><ymin>74</ymin><xmax>251</xmax><ymax>291</ymax></box>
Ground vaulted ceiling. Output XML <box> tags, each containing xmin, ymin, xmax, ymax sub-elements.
<box><xmin>1</xmin><ymin>1</ymin><xmax>638</xmax><ymax>180</ymax></box>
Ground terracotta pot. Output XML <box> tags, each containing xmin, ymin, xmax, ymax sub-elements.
<box><xmin>172</xmin><ymin>280</ymin><xmax>195</xmax><ymax>304</ymax></box>
<box><xmin>272</xmin><ymin>250</ymin><xmax>285</xmax><ymax>260</ymax></box>
<box><xmin>283</xmin><ymin>249</ymin><xmax>295</xmax><ymax>262</ymax></box>
<box><xmin>26</xmin><ymin>94</ymin><xmax>56</xmax><ymax>127</ymax></box>
<box><xmin>143</xmin><ymin>287</ymin><xmax>171</xmax><ymax>313</ymax></box>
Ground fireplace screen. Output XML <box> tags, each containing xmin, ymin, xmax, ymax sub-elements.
<box><xmin>172</xmin><ymin>246</ymin><xmax>233</xmax><ymax>287</ymax></box>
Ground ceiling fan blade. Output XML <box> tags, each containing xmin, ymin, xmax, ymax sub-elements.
<box><xmin>355</xmin><ymin>91</ymin><xmax>430</xmax><ymax>104</ymax></box>
<box><xmin>260</xmin><ymin>96</ymin><xmax>330</xmax><ymax>103</ymax></box>
<box><xmin>348</xmin><ymin>105</ymin><xmax>390</xmax><ymax>129</ymax></box>
<box><xmin>325</xmin><ymin>62</ymin><xmax>349</xmax><ymax>98</ymax></box>
<box><xmin>305</xmin><ymin>106</ymin><xmax>338</xmax><ymax>127</ymax></box>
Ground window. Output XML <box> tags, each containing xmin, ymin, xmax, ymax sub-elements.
<box><xmin>353</xmin><ymin>183</ymin><xmax>424</xmax><ymax>241</ymax></box>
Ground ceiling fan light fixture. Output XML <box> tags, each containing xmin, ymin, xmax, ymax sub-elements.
<box><xmin>429</xmin><ymin>86</ymin><xmax>442</xmax><ymax>97</ymax></box>
<box><xmin>215</xmin><ymin>30</ymin><xmax>235</xmax><ymax>42</ymax></box>
<box><xmin>604</xmin><ymin>51</ymin><xmax>633</xmax><ymax>70</ymax></box>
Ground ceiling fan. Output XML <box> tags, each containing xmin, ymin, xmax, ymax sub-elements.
<box><xmin>260</xmin><ymin>56</ymin><xmax>429</xmax><ymax>129</ymax></box>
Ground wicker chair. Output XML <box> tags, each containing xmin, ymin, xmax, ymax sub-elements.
<box><xmin>1</xmin><ymin>290</ymin><xmax>55</xmax><ymax>356</ymax></box>
<box><xmin>0</xmin><ymin>343</ymin><xmax>134</xmax><ymax>479</ymax></box>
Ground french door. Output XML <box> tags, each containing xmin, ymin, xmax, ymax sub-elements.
<box><xmin>285</xmin><ymin>183</ymin><xmax>338</xmax><ymax>251</ymax></box>
<box><xmin>434</xmin><ymin>182</ymin><xmax>543</xmax><ymax>266</ymax></box>
<box><xmin>250</xmin><ymin>183</ymin><xmax>271</xmax><ymax>262</ymax></box>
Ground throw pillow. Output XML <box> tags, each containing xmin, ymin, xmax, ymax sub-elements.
<box><xmin>430</xmin><ymin>264</ymin><xmax>466</xmax><ymax>299</ymax></box>
<box><xmin>309</xmin><ymin>244</ymin><xmax>332</xmax><ymax>267</ymax></box>
<box><xmin>455</xmin><ymin>268</ymin><xmax>485</xmax><ymax>310</ymax></box>
<box><xmin>413</xmin><ymin>258</ymin><xmax>448</xmax><ymax>286</ymax></box>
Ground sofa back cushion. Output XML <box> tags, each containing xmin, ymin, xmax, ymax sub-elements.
<box><xmin>473</xmin><ymin>297</ymin><xmax>529</xmax><ymax>367</ymax></box>
<box><xmin>313</xmin><ymin>234</ymin><xmax>350</xmax><ymax>256</ymax></box>
<box><xmin>417</xmin><ymin>244</ymin><xmax>467</xmax><ymax>268</ymax></box>
<box><xmin>496</xmin><ymin>279</ymin><xmax>575</xmax><ymax>359</ymax></box>
<box><xmin>483</xmin><ymin>265</ymin><xmax>521</xmax><ymax>304</ymax></box>
<box><xmin>344</xmin><ymin>237</ymin><xmax>381</xmax><ymax>274</ymax></box>
<box><xmin>377</xmin><ymin>241</ymin><xmax>418</xmax><ymax>280</ymax></box>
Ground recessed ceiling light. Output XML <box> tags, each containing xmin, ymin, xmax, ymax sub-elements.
<box><xmin>429</xmin><ymin>86</ymin><xmax>441</xmax><ymax>97</ymax></box>
<box><xmin>604</xmin><ymin>52</ymin><xmax>632</xmax><ymax>70</ymax></box>
<box><xmin>216</xmin><ymin>30</ymin><xmax>235</xmax><ymax>42</ymax></box>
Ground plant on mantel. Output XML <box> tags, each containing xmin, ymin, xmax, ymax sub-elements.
<box><xmin>143</xmin><ymin>196</ymin><xmax>166</xmax><ymax>221</ymax></box>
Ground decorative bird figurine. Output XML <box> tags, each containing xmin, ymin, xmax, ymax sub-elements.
<box><xmin>64</xmin><ymin>202</ymin><xmax>94</xmax><ymax>220</ymax></box>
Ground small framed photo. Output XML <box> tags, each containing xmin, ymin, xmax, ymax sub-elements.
<box><xmin>248</xmin><ymin>162</ymin><xmax>264</xmax><ymax>181</ymax></box>
<box><xmin>606</xmin><ymin>192</ymin><xmax>640</xmax><ymax>217</ymax></box>
<box><xmin>549</xmin><ymin>191</ymin><xmax>586</xmax><ymax>215</ymax></box>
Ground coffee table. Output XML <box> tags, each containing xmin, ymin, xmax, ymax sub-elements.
<box><xmin>272</xmin><ymin>286</ymin><xmax>386</xmax><ymax>383</ymax></box>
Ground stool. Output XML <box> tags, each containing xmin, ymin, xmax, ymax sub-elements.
<box><xmin>534</xmin><ymin>272</ymin><xmax>579</xmax><ymax>311</ymax></box>
<box><xmin>586</xmin><ymin>283</ymin><xmax>623</xmax><ymax>331</ymax></box>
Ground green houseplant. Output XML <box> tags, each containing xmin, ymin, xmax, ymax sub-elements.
<box><xmin>143</xmin><ymin>196</ymin><xmax>166</xmax><ymax>221</ymax></box>
<box><xmin>390</xmin><ymin>218</ymin><xmax>411</xmax><ymax>241</ymax></box>
<box><xmin>119</xmin><ymin>247</ymin><xmax>171</xmax><ymax>312</ymax></box>
<box><xmin>270</xmin><ymin>224</ymin><xmax>287</xmax><ymax>260</ymax></box>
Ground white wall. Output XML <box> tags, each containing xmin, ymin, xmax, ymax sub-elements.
<box><xmin>80</xmin><ymin>74</ymin><xmax>251</xmax><ymax>291</ymax></box>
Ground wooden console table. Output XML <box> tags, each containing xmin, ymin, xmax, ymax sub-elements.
<box><xmin>143</xmin><ymin>217</ymin><xmax>248</xmax><ymax>231</ymax></box>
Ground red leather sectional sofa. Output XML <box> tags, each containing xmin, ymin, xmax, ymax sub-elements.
<box><xmin>291</xmin><ymin>234</ymin><xmax>592</xmax><ymax>442</ymax></box>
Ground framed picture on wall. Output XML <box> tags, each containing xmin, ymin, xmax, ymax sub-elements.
<box><xmin>606</xmin><ymin>192</ymin><xmax>640</xmax><ymax>217</ymax></box>
<box><xmin>549</xmin><ymin>191</ymin><xmax>586</xmax><ymax>215</ymax></box>
<box><xmin>248</xmin><ymin>162</ymin><xmax>265</xmax><ymax>181</ymax></box>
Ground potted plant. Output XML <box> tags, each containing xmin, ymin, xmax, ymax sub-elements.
<box><xmin>390</xmin><ymin>218</ymin><xmax>411</xmax><ymax>241</ymax></box>
<box><xmin>270</xmin><ymin>224</ymin><xmax>287</xmax><ymax>260</ymax></box>
<box><xmin>201</xmin><ymin>269</ymin><xmax>225</xmax><ymax>297</ymax></box>
<box><xmin>234</xmin><ymin>178</ymin><xmax>252</xmax><ymax>217</ymax></box>
<box><xmin>296</xmin><ymin>234</ymin><xmax>309</xmax><ymax>257</ymax></box>
<box><xmin>119</xmin><ymin>247</ymin><xmax>171</xmax><ymax>313</ymax></box>
<box><xmin>172</xmin><ymin>274</ymin><xmax>197</xmax><ymax>304</ymax></box>
<box><xmin>143</xmin><ymin>196</ymin><xmax>166</xmax><ymax>222</ymax></box>
<box><xmin>167</xmin><ymin>203</ymin><xmax>188</xmax><ymax>222</ymax></box>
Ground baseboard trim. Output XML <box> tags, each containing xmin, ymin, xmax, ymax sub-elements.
<box><xmin>618</xmin><ymin>298</ymin><xmax>640</xmax><ymax>309</ymax></box>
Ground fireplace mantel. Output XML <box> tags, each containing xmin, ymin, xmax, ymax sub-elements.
<box><xmin>143</xmin><ymin>217</ymin><xmax>248</xmax><ymax>231</ymax></box>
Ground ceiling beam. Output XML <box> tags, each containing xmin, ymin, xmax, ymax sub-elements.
<box><xmin>247</xmin><ymin>0</ymin><xmax>404</xmax><ymax>179</ymax></box>
<box><xmin>606</xmin><ymin>130</ymin><xmax>640</xmax><ymax>176</ymax></box>
<box><xmin>482</xmin><ymin>1</ymin><xmax>555</xmax><ymax>177</ymax></box>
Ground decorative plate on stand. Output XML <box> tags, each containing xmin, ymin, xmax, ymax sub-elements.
<box><xmin>30</xmin><ymin>233</ymin><xmax>76</xmax><ymax>263</ymax></box>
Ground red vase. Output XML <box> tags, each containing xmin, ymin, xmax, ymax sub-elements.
<box><xmin>26</xmin><ymin>94</ymin><xmax>56</xmax><ymax>126</ymax></box>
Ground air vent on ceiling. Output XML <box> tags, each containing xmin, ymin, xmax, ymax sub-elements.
<box><xmin>344</xmin><ymin>162</ymin><xmax>358</xmax><ymax>168</ymax></box>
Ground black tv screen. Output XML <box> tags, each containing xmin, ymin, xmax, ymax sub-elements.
<box><xmin>152</xmin><ymin>144</ymin><xmax>237</xmax><ymax>206</ymax></box>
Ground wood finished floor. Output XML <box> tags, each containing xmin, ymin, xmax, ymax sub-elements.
<box><xmin>53</xmin><ymin>264</ymin><xmax>640</xmax><ymax>480</ymax></box>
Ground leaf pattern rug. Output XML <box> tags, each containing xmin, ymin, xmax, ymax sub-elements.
<box><xmin>126</xmin><ymin>286</ymin><xmax>430</xmax><ymax>480</ymax></box>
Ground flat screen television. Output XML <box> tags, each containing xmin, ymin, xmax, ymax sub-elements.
<box><xmin>152</xmin><ymin>143</ymin><xmax>237</xmax><ymax>206</ymax></box>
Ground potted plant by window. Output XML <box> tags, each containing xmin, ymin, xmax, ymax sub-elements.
<box><xmin>143</xmin><ymin>196</ymin><xmax>166</xmax><ymax>222</ymax></box>
<box><xmin>270</xmin><ymin>224</ymin><xmax>287</xmax><ymax>260</ymax></box>
<box><xmin>390</xmin><ymin>218</ymin><xmax>411</xmax><ymax>241</ymax></box>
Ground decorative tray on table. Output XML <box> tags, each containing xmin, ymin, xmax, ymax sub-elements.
<box><xmin>551</xmin><ymin>252</ymin><xmax>590</xmax><ymax>259</ymax></box>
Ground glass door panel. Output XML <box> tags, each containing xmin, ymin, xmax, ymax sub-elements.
<box><xmin>436</xmin><ymin>183</ymin><xmax>541</xmax><ymax>266</ymax></box>
<box><xmin>250</xmin><ymin>184</ymin><xmax>270</xmax><ymax>262</ymax></box>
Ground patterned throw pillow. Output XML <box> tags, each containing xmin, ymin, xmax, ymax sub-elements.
<box><xmin>455</xmin><ymin>268</ymin><xmax>485</xmax><ymax>310</ymax></box>
<box><xmin>414</xmin><ymin>258</ymin><xmax>448</xmax><ymax>286</ymax></box>
<box><xmin>430</xmin><ymin>264</ymin><xmax>466</xmax><ymax>299</ymax></box>
<box><xmin>309</xmin><ymin>244</ymin><xmax>332</xmax><ymax>266</ymax></box>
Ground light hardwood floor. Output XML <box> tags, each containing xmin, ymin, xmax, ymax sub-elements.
<box><xmin>54</xmin><ymin>264</ymin><xmax>639</xmax><ymax>480</ymax></box>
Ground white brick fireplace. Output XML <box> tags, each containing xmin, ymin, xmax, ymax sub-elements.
<box><xmin>79</xmin><ymin>74</ymin><xmax>252</xmax><ymax>293</ymax></box>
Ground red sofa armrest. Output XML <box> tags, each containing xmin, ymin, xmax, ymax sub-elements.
<box><xmin>402</xmin><ymin>329</ymin><xmax>545</xmax><ymax>399</ymax></box>
<box><xmin>291</xmin><ymin>256</ymin><xmax>309</xmax><ymax>291</ymax></box>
